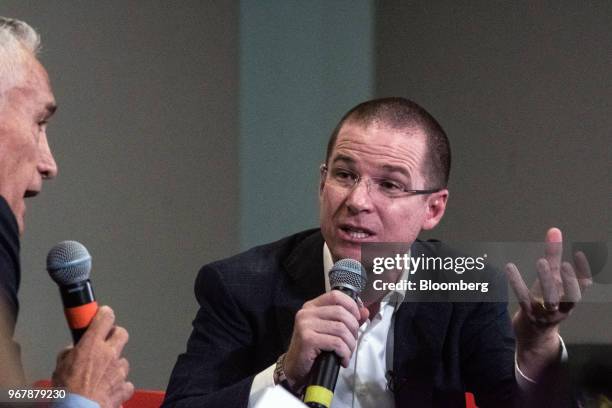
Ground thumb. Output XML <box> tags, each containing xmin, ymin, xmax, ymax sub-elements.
<box><xmin>358</xmin><ymin>306</ymin><xmax>369</xmax><ymax>325</ymax></box>
<box><xmin>55</xmin><ymin>346</ymin><xmax>73</xmax><ymax>365</ymax></box>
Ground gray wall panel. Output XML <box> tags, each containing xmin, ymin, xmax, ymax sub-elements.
<box><xmin>376</xmin><ymin>1</ymin><xmax>611</xmax><ymax>343</ymax></box>
<box><xmin>3</xmin><ymin>1</ymin><xmax>239</xmax><ymax>389</ymax></box>
<box><xmin>239</xmin><ymin>0</ymin><xmax>374</xmax><ymax>249</ymax></box>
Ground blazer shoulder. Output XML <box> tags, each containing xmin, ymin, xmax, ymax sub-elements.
<box><xmin>194</xmin><ymin>228</ymin><xmax>321</xmax><ymax>295</ymax></box>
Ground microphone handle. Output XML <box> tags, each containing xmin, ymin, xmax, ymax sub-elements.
<box><xmin>59</xmin><ymin>280</ymin><xmax>98</xmax><ymax>344</ymax></box>
<box><xmin>304</xmin><ymin>286</ymin><xmax>358</xmax><ymax>408</ymax></box>
<box><xmin>305</xmin><ymin>352</ymin><xmax>341</xmax><ymax>408</ymax></box>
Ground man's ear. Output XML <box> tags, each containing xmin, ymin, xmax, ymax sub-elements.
<box><xmin>319</xmin><ymin>165</ymin><xmax>327</xmax><ymax>196</ymax></box>
<box><xmin>422</xmin><ymin>189</ymin><xmax>449</xmax><ymax>230</ymax></box>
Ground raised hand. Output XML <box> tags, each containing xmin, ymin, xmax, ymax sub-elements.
<box><xmin>505</xmin><ymin>228</ymin><xmax>592</xmax><ymax>379</ymax></box>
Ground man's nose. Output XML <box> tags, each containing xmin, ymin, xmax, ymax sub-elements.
<box><xmin>345</xmin><ymin>178</ymin><xmax>374</xmax><ymax>214</ymax></box>
<box><xmin>38</xmin><ymin>135</ymin><xmax>58</xmax><ymax>179</ymax></box>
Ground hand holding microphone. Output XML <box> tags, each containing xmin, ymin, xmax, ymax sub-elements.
<box><xmin>283</xmin><ymin>259</ymin><xmax>368</xmax><ymax>408</ymax></box>
<box><xmin>46</xmin><ymin>240</ymin><xmax>134</xmax><ymax>408</ymax></box>
<box><xmin>52</xmin><ymin>306</ymin><xmax>134</xmax><ymax>408</ymax></box>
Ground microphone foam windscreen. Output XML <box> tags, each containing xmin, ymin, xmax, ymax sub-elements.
<box><xmin>329</xmin><ymin>258</ymin><xmax>367</xmax><ymax>294</ymax></box>
<box><xmin>46</xmin><ymin>240</ymin><xmax>92</xmax><ymax>285</ymax></box>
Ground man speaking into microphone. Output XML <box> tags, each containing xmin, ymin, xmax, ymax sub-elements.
<box><xmin>164</xmin><ymin>98</ymin><xmax>589</xmax><ymax>407</ymax></box>
<box><xmin>0</xmin><ymin>16</ymin><xmax>133</xmax><ymax>407</ymax></box>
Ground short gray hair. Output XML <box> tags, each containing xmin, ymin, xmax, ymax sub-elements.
<box><xmin>0</xmin><ymin>17</ymin><xmax>41</xmax><ymax>104</ymax></box>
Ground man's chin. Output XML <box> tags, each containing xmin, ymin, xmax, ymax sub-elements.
<box><xmin>330</xmin><ymin>245</ymin><xmax>362</xmax><ymax>263</ymax></box>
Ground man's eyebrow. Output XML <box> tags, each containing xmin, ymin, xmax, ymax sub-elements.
<box><xmin>381</xmin><ymin>164</ymin><xmax>412</xmax><ymax>179</ymax></box>
<box><xmin>331</xmin><ymin>154</ymin><xmax>356</xmax><ymax>165</ymax></box>
<box><xmin>332</xmin><ymin>155</ymin><xmax>412</xmax><ymax>179</ymax></box>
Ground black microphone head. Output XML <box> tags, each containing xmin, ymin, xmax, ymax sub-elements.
<box><xmin>46</xmin><ymin>240</ymin><xmax>92</xmax><ymax>286</ymax></box>
<box><xmin>329</xmin><ymin>258</ymin><xmax>367</xmax><ymax>295</ymax></box>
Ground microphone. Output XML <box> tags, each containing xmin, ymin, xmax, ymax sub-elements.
<box><xmin>304</xmin><ymin>259</ymin><xmax>367</xmax><ymax>408</ymax></box>
<box><xmin>46</xmin><ymin>240</ymin><xmax>97</xmax><ymax>344</ymax></box>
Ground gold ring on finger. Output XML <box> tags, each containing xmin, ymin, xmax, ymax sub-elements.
<box><xmin>534</xmin><ymin>296</ymin><xmax>558</xmax><ymax>312</ymax></box>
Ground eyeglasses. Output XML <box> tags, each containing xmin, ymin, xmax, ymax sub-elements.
<box><xmin>320</xmin><ymin>164</ymin><xmax>441</xmax><ymax>199</ymax></box>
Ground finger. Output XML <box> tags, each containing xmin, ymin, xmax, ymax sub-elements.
<box><xmin>561</xmin><ymin>262</ymin><xmax>581</xmax><ymax>303</ymax></box>
<box><xmin>55</xmin><ymin>346</ymin><xmax>72</xmax><ymax>365</ymax></box>
<box><xmin>573</xmin><ymin>251</ymin><xmax>593</xmax><ymax>292</ymax></box>
<box><xmin>312</xmin><ymin>320</ymin><xmax>357</xmax><ymax>354</ymax></box>
<box><xmin>110</xmin><ymin>380</ymin><xmax>135</xmax><ymax>408</ymax></box>
<box><xmin>302</xmin><ymin>305</ymin><xmax>360</xmax><ymax>337</ymax></box>
<box><xmin>112</xmin><ymin>357</ymin><xmax>130</xmax><ymax>382</ymax></box>
<box><xmin>358</xmin><ymin>307</ymin><xmax>369</xmax><ymax>326</ymax></box>
<box><xmin>103</xmin><ymin>363</ymin><xmax>130</xmax><ymax>401</ymax></box>
<box><xmin>544</xmin><ymin>227</ymin><xmax>563</xmax><ymax>278</ymax></box>
<box><xmin>106</xmin><ymin>326</ymin><xmax>129</xmax><ymax>355</ymax></box>
<box><xmin>80</xmin><ymin>306</ymin><xmax>115</xmax><ymax>346</ymax></box>
<box><xmin>121</xmin><ymin>381</ymin><xmax>135</xmax><ymax>404</ymax></box>
<box><xmin>326</xmin><ymin>290</ymin><xmax>361</xmax><ymax>321</ymax></box>
<box><xmin>315</xmin><ymin>333</ymin><xmax>352</xmax><ymax>368</ymax></box>
<box><xmin>537</xmin><ymin>258</ymin><xmax>560</xmax><ymax>311</ymax></box>
<box><xmin>505</xmin><ymin>263</ymin><xmax>533</xmax><ymax>313</ymax></box>
<box><xmin>119</xmin><ymin>357</ymin><xmax>130</xmax><ymax>376</ymax></box>
<box><xmin>318</xmin><ymin>305</ymin><xmax>360</xmax><ymax>334</ymax></box>
<box><xmin>308</xmin><ymin>291</ymin><xmax>360</xmax><ymax>321</ymax></box>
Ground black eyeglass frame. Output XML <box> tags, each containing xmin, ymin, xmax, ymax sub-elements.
<box><xmin>320</xmin><ymin>164</ymin><xmax>443</xmax><ymax>198</ymax></box>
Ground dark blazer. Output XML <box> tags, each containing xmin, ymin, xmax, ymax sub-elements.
<box><xmin>0</xmin><ymin>196</ymin><xmax>26</xmax><ymax>387</ymax></box>
<box><xmin>163</xmin><ymin>229</ymin><xmax>518</xmax><ymax>408</ymax></box>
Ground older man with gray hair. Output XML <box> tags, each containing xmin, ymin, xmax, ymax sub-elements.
<box><xmin>0</xmin><ymin>17</ymin><xmax>134</xmax><ymax>408</ymax></box>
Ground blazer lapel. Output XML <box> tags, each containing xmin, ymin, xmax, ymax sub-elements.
<box><xmin>392</xmin><ymin>240</ymin><xmax>454</xmax><ymax>406</ymax></box>
<box><xmin>275</xmin><ymin>231</ymin><xmax>326</xmax><ymax>350</ymax></box>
